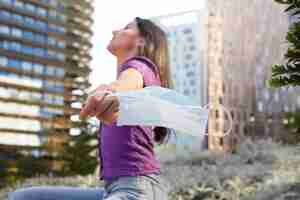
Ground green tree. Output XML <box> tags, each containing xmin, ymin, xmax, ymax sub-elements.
<box><xmin>269</xmin><ymin>0</ymin><xmax>300</xmax><ymax>87</ymax></box>
<box><xmin>60</xmin><ymin>121</ymin><xmax>99</xmax><ymax>176</ymax></box>
<box><xmin>270</xmin><ymin>0</ymin><xmax>300</xmax><ymax>143</ymax></box>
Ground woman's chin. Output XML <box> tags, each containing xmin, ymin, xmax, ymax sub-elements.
<box><xmin>106</xmin><ymin>45</ymin><xmax>115</xmax><ymax>54</ymax></box>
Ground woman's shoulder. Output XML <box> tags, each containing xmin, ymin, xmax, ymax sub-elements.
<box><xmin>121</xmin><ymin>56</ymin><xmax>161</xmax><ymax>86</ymax></box>
<box><xmin>123</xmin><ymin>56</ymin><xmax>159</xmax><ymax>73</ymax></box>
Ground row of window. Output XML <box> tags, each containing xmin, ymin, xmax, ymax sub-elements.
<box><xmin>43</xmin><ymin>79</ymin><xmax>64</xmax><ymax>93</ymax></box>
<box><xmin>40</xmin><ymin>0</ymin><xmax>65</xmax><ymax>11</ymax></box>
<box><xmin>0</xmin><ymin>56</ymin><xmax>65</xmax><ymax>77</ymax></box>
<box><xmin>0</xmin><ymin>24</ymin><xmax>66</xmax><ymax>49</ymax></box>
<box><xmin>0</xmin><ymin>40</ymin><xmax>65</xmax><ymax>61</ymax></box>
<box><xmin>0</xmin><ymin>0</ymin><xmax>65</xmax><ymax>20</ymax></box>
<box><xmin>183</xmin><ymin>88</ymin><xmax>197</xmax><ymax>96</ymax></box>
<box><xmin>0</xmin><ymin>84</ymin><xmax>64</xmax><ymax>105</ymax></box>
<box><xmin>0</xmin><ymin>70</ymin><xmax>65</xmax><ymax>93</ymax></box>
<box><xmin>0</xmin><ymin>116</ymin><xmax>41</xmax><ymax>131</ymax></box>
<box><xmin>0</xmin><ymin>10</ymin><xmax>66</xmax><ymax>34</ymax></box>
<box><xmin>41</xmin><ymin>107</ymin><xmax>64</xmax><ymax>117</ymax></box>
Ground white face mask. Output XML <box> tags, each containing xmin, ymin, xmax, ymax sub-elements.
<box><xmin>92</xmin><ymin>86</ymin><xmax>232</xmax><ymax>137</ymax></box>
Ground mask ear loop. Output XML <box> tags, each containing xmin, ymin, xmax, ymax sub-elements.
<box><xmin>202</xmin><ymin>104</ymin><xmax>233</xmax><ymax>137</ymax></box>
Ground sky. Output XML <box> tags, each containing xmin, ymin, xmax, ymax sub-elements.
<box><xmin>89</xmin><ymin>0</ymin><xmax>205</xmax><ymax>91</ymax></box>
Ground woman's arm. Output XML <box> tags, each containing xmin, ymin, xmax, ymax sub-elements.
<box><xmin>79</xmin><ymin>68</ymin><xmax>144</xmax><ymax>123</ymax></box>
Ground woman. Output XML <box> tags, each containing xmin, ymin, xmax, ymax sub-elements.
<box><xmin>8</xmin><ymin>17</ymin><xmax>171</xmax><ymax>200</ymax></box>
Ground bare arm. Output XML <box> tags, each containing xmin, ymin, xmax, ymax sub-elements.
<box><xmin>80</xmin><ymin>68</ymin><xmax>144</xmax><ymax>123</ymax></box>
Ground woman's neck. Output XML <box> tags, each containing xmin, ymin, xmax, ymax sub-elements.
<box><xmin>116</xmin><ymin>51</ymin><xmax>138</xmax><ymax>66</ymax></box>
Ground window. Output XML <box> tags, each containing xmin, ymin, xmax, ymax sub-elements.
<box><xmin>33</xmin><ymin>63</ymin><xmax>44</xmax><ymax>74</ymax></box>
<box><xmin>22</xmin><ymin>61</ymin><xmax>32</xmax><ymax>72</ymax></box>
<box><xmin>12</xmin><ymin>14</ymin><xmax>23</xmax><ymax>23</ymax></box>
<box><xmin>11</xmin><ymin>28</ymin><xmax>22</xmax><ymax>38</ymax></box>
<box><xmin>55</xmin><ymin>96</ymin><xmax>64</xmax><ymax>105</ymax></box>
<box><xmin>58</xmin><ymin>14</ymin><xmax>66</xmax><ymax>22</ymax></box>
<box><xmin>216</xmin><ymin>110</ymin><xmax>219</xmax><ymax>118</ymax></box>
<box><xmin>215</xmin><ymin>122</ymin><xmax>219</xmax><ymax>131</ymax></box>
<box><xmin>231</xmin><ymin>110</ymin><xmax>234</xmax><ymax>119</ymax></box>
<box><xmin>25</xmin><ymin>17</ymin><xmax>34</xmax><ymax>26</ymax></box>
<box><xmin>190</xmin><ymin>80</ymin><xmax>195</xmax><ymax>86</ymax></box>
<box><xmin>41</xmin><ymin>0</ymin><xmax>49</xmax><ymax>4</ymax></box>
<box><xmin>0</xmin><ymin>56</ymin><xmax>8</xmax><ymax>66</ymax></box>
<box><xmin>219</xmin><ymin>137</ymin><xmax>224</xmax><ymax>146</ymax></box>
<box><xmin>35</xmin><ymin>34</ymin><xmax>46</xmax><ymax>44</ymax></box>
<box><xmin>14</xmin><ymin>0</ymin><xmax>24</xmax><ymax>8</ymax></box>
<box><xmin>49</xmin><ymin>0</ymin><xmax>58</xmax><ymax>7</ymax></box>
<box><xmin>0</xmin><ymin>25</ymin><xmax>10</xmax><ymax>35</ymax></box>
<box><xmin>47</xmin><ymin>50</ymin><xmax>56</xmax><ymax>59</ymax></box>
<box><xmin>2</xmin><ymin>41</ymin><xmax>9</xmax><ymax>49</ymax></box>
<box><xmin>186</xmin><ymin>71</ymin><xmax>195</xmax><ymax>77</ymax></box>
<box><xmin>0</xmin><ymin>10</ymin><xmax>11</xmax><ymax>19</ymax></box>
<box><xmin>57</xmin><ymin>53</ymin><xmax>65</xmax><ymax>61</ymax></box>
<box><xmin>10</xmin><ymin>42</ymin><xmax>21</xmax><ymax>51</ymax></box>
<box><xmin>183</xmin><ymin>28</ymin><xmax>192</xmax><ymax>34</ymax></box>
<box><xmin>37</xmin><ymin>7</ymin><xmax>47</xmax><ymax>17</ymax></box>
<box><xmin>0</xmin><ymin>0</ymin><xmax>12</xmax><ymax>5</ymax></box>
<box><xmin>189</xmin><ymin>45</ymin><xmax>196</xmax><ymax>51</ymax></box>
<box><xmin>57</xmin><ymin>2</ymin><xmax>65</xmax><ymax>12</ymax></box>
<box><xmin>44</xmin><ymin>94</ymin><xmax>53</xmax><ymax>104</ymax></box>
<box><xmin>23</xmin><ymin>31</ymin><xmax>34</xmax><ymax>40</ymax></box>
<box><xmin>56</xmin><ymin>68</ymin><xmax>65</xmax><ymax>77</ymax></box>
<box><xmin>57</xmin><ymin>40</ymin><xmax>66</xmax><ymax>48</ymax></box>
<box><xmin>8</xmin><ymin>59</ymin><xmax>21</xmax><ymax>69</ymax></box>
<box><xmin>257</xmin><ymin>101</ymin><xmax>263</xmax><ymax>112</ymax></box>
<box><xmin>47</xmin><ymin>37</ymin><xmax>56</xmax><ymax>46</ymax></box>
<box><xmin>183</xmin><ymin>89</ymin><xmax>190</xmax><ymax>96</ymax></box>
<box><xmin>57</xmin><ymin>26</ymin><xmax>65</xmax><ymax>33</ymax></box>
<box><xmin>219</xmin><ymin>97</ymin><xmax>223</xmax><ymax>104</ymax></box>
<box><xmin>36</xmin><ymin>20</ymin><xmax>47</xmax><ymax>30</ymax></box>
<box><xmin>185</xmin><ymin>54</ymin><xmax>192</xmax><ymax>60</ymax></box>
<box><xmin>22</xmin><ymin>45</ymin><xmax>33</xmax><ymax>54</ymax></box>
<box><xmin>25</xmin><ymin>3</ymin><xmax>36</xmax><ymax>12</ymax></box>
<box><xmin>235</xmin><ymin>124</ymin><xmax>239</xmax><ymax>134</ymax></box>
<box><xmin>55</xmin><ymin>82</ymin><xmax>64</xmax><ymax>92</ymax></box>
<box><xmin>33</xmin><ymin>48</ymin><xmax>45</xmax><ymax>57</ymax></box>
<box><xmin>32</xmin><ymin>92</ymin><xmax>42</xmax><ymax>100</ymax></box>
<box><xmin>274</xmin><ymin>92</ymin><xmax>279</xmax><ymax>102</ymax></box>
<box><xmin>283</xmin><ymin>104</ymin><xmax>289</xmax><ymax>112</ymax></box>
<box><xmin>187</xmin><ymin>37</ymin><xmax>194</xmax><ymax>42</ymax></box>
<box><xmin>48</xmin><ymin>10</ymin><xmax>56</xmax><ymax>19</ymax></box>
<box><xmin>46</xmin><ymin>66</ymin><xmax>55</xmax><ymax>76</ymax></box>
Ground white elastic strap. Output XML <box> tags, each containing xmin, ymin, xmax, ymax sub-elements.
<box><xmin>202</xmin><ymin>103</ymin><xmax>233</xmax><ymax>137</ymax></box>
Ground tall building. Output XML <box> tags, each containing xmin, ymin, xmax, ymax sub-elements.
<box><xmin>153</xmin><ymin>0</ymin><xmax>300</xmax><ymax>152</ymax></box>
<box><xmin>0</xmin><ymin>0</ymin><xmax>93</xmax><ymax>172</ymax></box>
<box><xmin>152</xmin><ymin>11</ymin><xmax>208</xmax><ymax>152</ymax></box>
<box><xmin>206</xmin><ymin>0</ymin><xmax>300</xmax><ymax>151</ymax></box>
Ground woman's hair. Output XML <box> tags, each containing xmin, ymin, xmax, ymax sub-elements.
<box><xmin>135</xmin><ymin>17</ymin><xmax>172</xmax><ymax>145</ymax></box>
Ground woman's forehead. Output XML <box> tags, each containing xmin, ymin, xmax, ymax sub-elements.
<box><xmin>126</xmin><ymin>21</ymin><xmax>137</xmax><ymax>27</ymax></box>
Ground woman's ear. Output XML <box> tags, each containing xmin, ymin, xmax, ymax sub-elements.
<box><xmin>136</xmin><ymin>38</ymin><xmax>146</xmax><ymax>47</ymax></box>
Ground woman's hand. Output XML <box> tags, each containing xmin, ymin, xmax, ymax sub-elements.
<box><xmin>80</xmin><ymin>68</ymin><xmax>143</xmax><ymax>123</ymax></box>
<box><xmin>95</xmin><ymin>96</ymin><xmax>119</xmax><ymax>124</ymax></box>
<box><xmin>79</xmin><ymin>84</ymin><xmax>119</xmax><ymax>124</ymax></box>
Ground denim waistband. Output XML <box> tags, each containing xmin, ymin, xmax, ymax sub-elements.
<box><xmin>103</xmin><ymin>173</ymin><xmax>162</xmax><ymax>189</ymax></box>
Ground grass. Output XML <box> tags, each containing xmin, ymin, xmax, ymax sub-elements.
<box><xmin>2</xmin><ymin>138</ymin><xmax>300</xmax><ymax>200</ymax></box>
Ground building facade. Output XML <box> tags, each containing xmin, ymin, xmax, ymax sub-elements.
<box><xmin>153</xmin><ymin>0</ymin><xmax>300</xmax><ymax>152</ymax></box>
<box><xmin>0</xmin><ymin>0</ymin><xmax>93</xmax><ymax>172</ymax></box>
<box><xmin>206</xmin><ymin>0</ymin><xmax>300</xmax><ymax>151</ymax></box>
<box><xmin>152</xmin><ymin>11</ymin><xmax>208</xmax><ymax>152</ymax></box>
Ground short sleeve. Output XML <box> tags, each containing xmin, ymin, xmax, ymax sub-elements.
<box><xmin>120</xmin><ymin>57</ymin><xmax>161</xmax><ymax>87</ymax></box>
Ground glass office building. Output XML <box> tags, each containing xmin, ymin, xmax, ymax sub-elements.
<box><xmin>0</xmin><ymin>0</ymin><xmax>93</xmax><ymax>170</ymax></box>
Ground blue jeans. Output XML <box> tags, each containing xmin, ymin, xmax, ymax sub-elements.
<box><xmin>8</xmin><ymin>174</ymin><xmax>169</xmax><ymax>200</ymax></box>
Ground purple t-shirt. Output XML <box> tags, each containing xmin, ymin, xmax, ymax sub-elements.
<box><xmin>98</xmin><ymin>56</ymin><xmax>162</xmax><ymax>181</ymax></box>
